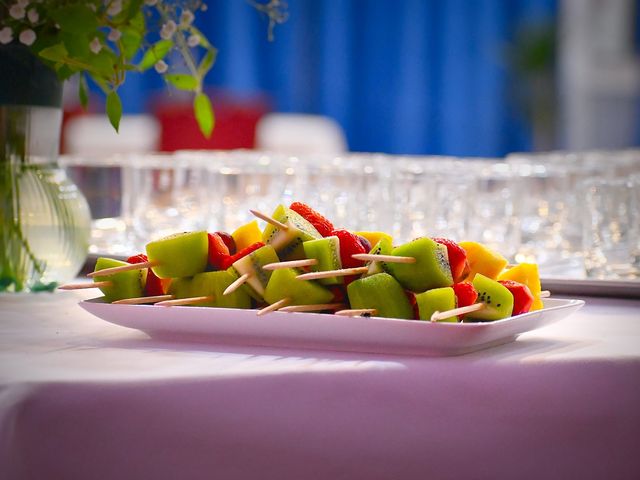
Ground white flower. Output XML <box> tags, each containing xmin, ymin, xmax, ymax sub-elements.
<box><xmin>0</xmin><ymin>27</ymin><xmax>14</xmax><ymax>45</ymax></box>
<box><xmin>108</xmin><ymin>28</ymin><xmax>121</xmax><ymax>42</ymax></box>
<box><xmin>144</xmin><ymin>0</ymin><xmax>157</xmax><ymax>5</ymax></box>
<box><xmin>107</xmin><ymin>0</ymin><xmax>122</xmax><ymax>16</ymax></box>
<box><xmin>154</xmin><ymin>60</ymin><xmax>168</xmax><ymax>73</ymax></box>
<box><xmin>9</xmin><ymin>4</ymin><xmax>26</xmax><ymax>19</ymax></box>
<box><xmin>19</xmin><ymin>29</ymin><xmax>36</xmax><ymax>46</ymax></box>
<box><xmin>180</xmin><ymin>9</ymin><xmax>194</xmax><ymax>27</ymax></box>
<box><xmin>187</xmin><ymin>34</ymin><xmax>200</xmax><ymax>48</ymax></box>
<box><xmin>160</xmin><ymin>20</ymin><xmax>177</xmax><ymax>40</ymax></box>
<box><xmin>89</xmin><ymin>37</ymin><xmax>102</xmax><ymax>54</ymax></box>
<box><xmin>27</xmin><ymin>8</ymin><xmax>39</xmax><ymax>23</ymax></box>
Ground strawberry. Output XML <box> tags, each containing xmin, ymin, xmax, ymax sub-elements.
<box><xmin>432</xmin><ymin>237</ymin><xmax>470</xmax><ymax>283</ymax></box>
<box><xmin>208</xmin><ymin>233</ymin><xmax>231</xmax><ymax>270</ymax></box>
<box><xmin>221</xmin><ymin>242</ymin><xmax>265</xmax><ymax>270</ymax></box>
<box><xmin>331</xmin><ymin>229</ymin><xmax>367</xmax><ymax>285</ymax></box>
<box><xmin>331</xmin><ymin>229</ymin><xmax>367</xmax><ymax>269</ymax></box>
<box><xmin>215</xmin><ymin>231</ymin><xmax>236</xmax><ymax>255</ymax></box>
<box><xmin>498</xmin><ymin>280</ymin><xmax>534</xmax><ymax>316</ymax></box>
<box><xmin>405</xmin><ymin>291</ymin><xmax>419</xmax><ymax>320</ymax></box>
<box><xmin>452</xmin><ymin>281</ymin><xmax>478</xmax><ymax>309</ymax></box>
<box><xmin>127</xmin><ymin>253</ymin><xmax>165</xmax><ymax>296</ymax></box>
<box><xmin>290</xmin><ymin>202</ymin><xmax>334</xmax><ymax>237</ymax></box>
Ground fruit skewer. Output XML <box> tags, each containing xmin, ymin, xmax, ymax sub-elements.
<box><xmin>430</xmin><ymin>290</ymin><xmax>551</xmax><ymax>322</ymax></box>
<box><xmin>278</xmin><ymin>303</ymin><xmax>345</xmax><ymax>313</ymax></box>
<box><xmin>87</xmin><ymin>232</ymin><xmax>209</xmax><ymax>280</ymax></box>
<box><xmin>155</xmin><ymin>295</ymin><xmax>214</xmax><ymax>307</ymax></box>
<box><xmin>262</xmin><ymin>259</ymin><xmax>318</xmax><ymax>271</ymax></box>
<box><xmin>351</xmin><ymin>253</ymin><xmax>416</xmax><ymax>264</ymax></box>
<box><xmin>59</xmin><ymin>281</ymin><xmax>113</xmax><ymax>290</ymax></box>
<box><xmin>295</xmin><ymin>266</ymin><xmax>368</xmax><ymax>281</ymax></box>
<box><xmin>113</xmin><ymin>295</ymin><xmax>174</xmax><ymax>305</ymax></box>
<box><xmin>335</xmin><ymin>308</ymin><xmax>378</xmax><ymax>317</ymax></box>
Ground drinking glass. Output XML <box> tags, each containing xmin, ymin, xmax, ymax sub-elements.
<box><xmin>122</xmin><ymin>153</ymin><xmax>210</xmax><ymax>251</ymax></box>
<box><xmin>582</xmin><ymin>176</ymin><xmax>640</xmax><ymax>279</ymax></box>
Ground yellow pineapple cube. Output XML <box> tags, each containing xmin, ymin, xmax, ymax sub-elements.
<box><xmin>232</xmin><ymin>220</ymin><xmax>263</xmax><ymax>251</ymax></box>
<box><xmin>458</xmin><ymin>241</ymin><xmax>508</xmax><ymax>281</ymax></box>
<box><xmin>498</xmin><ymin>263</ymin><xmax>544</xmax><ymax>310</ymax></box>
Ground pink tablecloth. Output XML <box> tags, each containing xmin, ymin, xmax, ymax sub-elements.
<box><xmin>1</xmin><ymin>290</ymin><xmax>639</xmax><ymax>479</ymax></box>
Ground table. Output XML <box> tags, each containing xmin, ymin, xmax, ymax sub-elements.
<box><xmin>1</xmin><ymin>290</ymin><xmax>639</xmax><ymax>479</ymax></box>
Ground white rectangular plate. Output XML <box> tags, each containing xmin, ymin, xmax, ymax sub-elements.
<box><xmin>79</xmin><ymin>298</ymin><xmax>584</xmax><ymax>357</ymax></box>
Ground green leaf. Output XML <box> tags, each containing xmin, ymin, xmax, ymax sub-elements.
<box><xmin>126</xmin><ymin>0</ymin><xmax>145</xmax><ymax>20</ymax></box>
<box><xmin>198</xmin><ymin>49</ymin><xmax>217</xmax><ymax>77</ymax></box>
<box><xmin>78</xmin><ymin>75</ymin><xmax>89</xmax><ymax>110</ymax></box>
<box><xmin>188</xmin><ymin>26</ymin><xmax>214</xmax><ymax>50</ymax></box>
<box><xmin>194</xmin><ymin>93</ymin><xmax>214</xmax><ymax>138</ymax></box>
<box><xmin>63</xmin><ymin>31</ymin><xmax>95</xmax><ymax>58</ymax></box>
<box><xmin>120</xmin><ymin>27</ymin><xmax>143</xmax><ymax>60</ymax></box>
<box><xmin>51</xmin><ymin>5</ymin><xmax>99</xmax><ymax>35</ymax></box>
<box><xmin>165</xmin><ymin>74</ymin><xmax>198</xmax><ymax>91</ymax></box>
<box><xmin>106</xmin><ymin>91</ymin><xmax>123</xmax><ymax>133</ymax></box>
<box><xmin>138</xmin><ymin>40</ymin><xmax>173</xmax><ymax>71</ymax></box>
<box><xmin>38</xmin><ymin>43</ymin><xmax>68</xmax><ymax>63</ymax></box>
<box><xmin>85</xmin><ymin>50</ymin><xmax>117</xmax><ymax>78</ymax></box>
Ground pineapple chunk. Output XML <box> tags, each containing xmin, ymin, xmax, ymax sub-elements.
<box><xmin>232</xmin><ymin>220</ymin><xmax>262</xmax><ymax>251</ymax></box>
<box><xmin>498</xmin><ymin>263</ymin><xmax>544</xmax><ymax>310</ymax></box>
<box><xmin>459</xmin><ymin>241</ymin><xmax>508</xmax><ymax>281</ymax></box>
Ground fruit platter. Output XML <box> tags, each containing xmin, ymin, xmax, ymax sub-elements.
<box><xmin>66</xmin><ymin>202</ymin><xmax>585</xmax><ymax>356</ymax></box>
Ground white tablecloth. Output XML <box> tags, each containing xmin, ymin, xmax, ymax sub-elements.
<box><xmin>1</xmin><ymin>290</ymin><xmax>639</xmax><ymax>479</ymax></box>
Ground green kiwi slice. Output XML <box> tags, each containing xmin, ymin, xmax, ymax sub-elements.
<box><xmin>168</xmin><ymin>271</ymin><xmax>251</xmax><ymax>309</ymax></box>
<box><xmin>302</xmin><ymin>236</ymin><xmax>343</xmax><ymax>285</ymax></box>
<box><xmin>94</xmin><ymin>257</ymin><xmax>146</xmax><ymax>302</ymax></box>
<box><xmin>347</xmin><ymin>273</ymin><xmax>413</xmax><ymax>319</ymax></box>
<box><xmin>466</xmin><ymin>273</ymin><xmax>514</xmax><ymax>321</ymax></box>
<box><xmin>263</xmin><ymin>267</ymin><xmax>333</xmax><ymax>306</ymax></box>
<box><xmin>227</xmin><ymin>244</ymin><xmax>279</xmax><ymax>300</ymax></box>
<box><xmin>365</xmin><ymin>236</ymin><xmax>393</xmax><ymax>276</ymax></box>
<box><xmin>384</xmin><ymin>237</ymin><xmax>453</xmax><ymax>292</ymax></box>
<box><xmin>262</xmin><ymin>205</ymin><xmax>322</xmax><ymax>260</ymax></box>
<box><xmin>146</xmin><ymin>231</ymin><xmax>209</xmax><ymax>279</ymax></box>
<box><xmin>415</xmin><ymin>287</ymin><xmax>458</xmax><ymax>322</ymax></box>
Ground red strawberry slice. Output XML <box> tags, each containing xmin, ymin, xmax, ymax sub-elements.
<box><xmin>127</xmin><ymin>253</ymin><xmax>165</xmax><ymax>296</ymax></box>
<box><xmin>221</xmin><ymin>242</ymin><xmax>265</xmax><ymax>270</ymax></box>
<box><xmin>498</xmin><ymin>280</ymin><xmax>534</xmax><ymax>316</ymax></box>
<box><xmin>208</xmin><ymin>233</ymin><xmax>231</xmax><ymax>270</ymax></box>
<box><xmin>215</xmin><ymin>231</ymin><xmax>236</xmax><ymax>255</ymax></box>
<box><xmin>331</xmin><ymin>229</ymin><xmax>367</xmax><ymax>285</ymax></box>
<box><xmin>432</xmin><ymin>237</ymin><xmax>470</xmax><ymax>283</ymax></box>
<box><xmin>405</xmin><ymin>291</ymin><xmax>419</xmax><ymax>320</ymax></box>
<box><xmin>452</xmin><ymin>281</ymin><xmax>478</xmax><ymax>308</ymax></box>
<box><xmin>290</xmin><ymin>202</ymin><xmax>334</xmax><ymax>237</ymax></box>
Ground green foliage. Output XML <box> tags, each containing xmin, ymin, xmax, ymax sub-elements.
<box><xmin>194</xmin><ymin>92</ymin><xmax>214</xmax><ymax>138</ymax></box>
<box><xmin>1</xmin><ymin>0</ymin><xmax>287</xmax><ymax>138</ymax></box>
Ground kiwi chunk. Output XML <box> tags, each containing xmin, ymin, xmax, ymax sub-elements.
<box><xmin>228</xmin><ymin>244</ymin><xmax>280</xmax><ymax>300</ymax></box>
<box><xmin>466</xmin><ymin>273</ymin><xmax>514</xmax><ymax>321</ymax></box>
<box><xmin>262</xmin><ymin>205</ymin><xmax>322</xmax><ymax>260</ymax></box>
<box><xmin>364</xmin><ymin>236</ymin><xmax>393</xmax><ymax>276</ymax></box>
<box><xmin>94</xmin><ymin>257</ymin><xmax>146</xmax><ymax>302</ymax></box>
<box><xmin>347</xmin><ymin>273</ymin><xmax>414</xmax><ymax>320</ymax></box>
<box><xmin>263</xmin><ymin>267</ymin><xmax>333</xmax><ymax>306</ymax></box>
<box><xmin>169</xmin><ymin>271</ymin><xmax>251</xmax><ymax>309</ymax></box>
<box><xmin>384</xmin><ymin>237</ymin><xmax>453</xmax><ymax>292</ymax></box>
<box><xmin>415</xmin><ymin>287</ymin><xmax>458</xmax><ymax>322</ymax></box>
<box><xmin>303</xmin><ymin>236</ymin><xmax>342</xmax><ymax>285</ymax></box>
<box><xmin>146</xmin><ymin>231</ymin><xmax>209</xmax><ymax>279</ymax></box>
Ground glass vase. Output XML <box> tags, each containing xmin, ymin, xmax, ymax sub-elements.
<box><xmin>0</xmin><ymin>44</ymin><xmax>91</xmax><ymax>292</ymax></box>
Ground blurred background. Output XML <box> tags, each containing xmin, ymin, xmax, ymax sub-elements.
<box><xmin>61</xmin><ymin>0</ymin><xmax>640</xmax><ymax>156</ymax></box>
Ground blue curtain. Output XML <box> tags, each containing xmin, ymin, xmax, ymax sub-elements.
<box><xmin>117</xmin><ymin>0</ymin><xmax>558</xmax><ymax>156</ymax></box>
